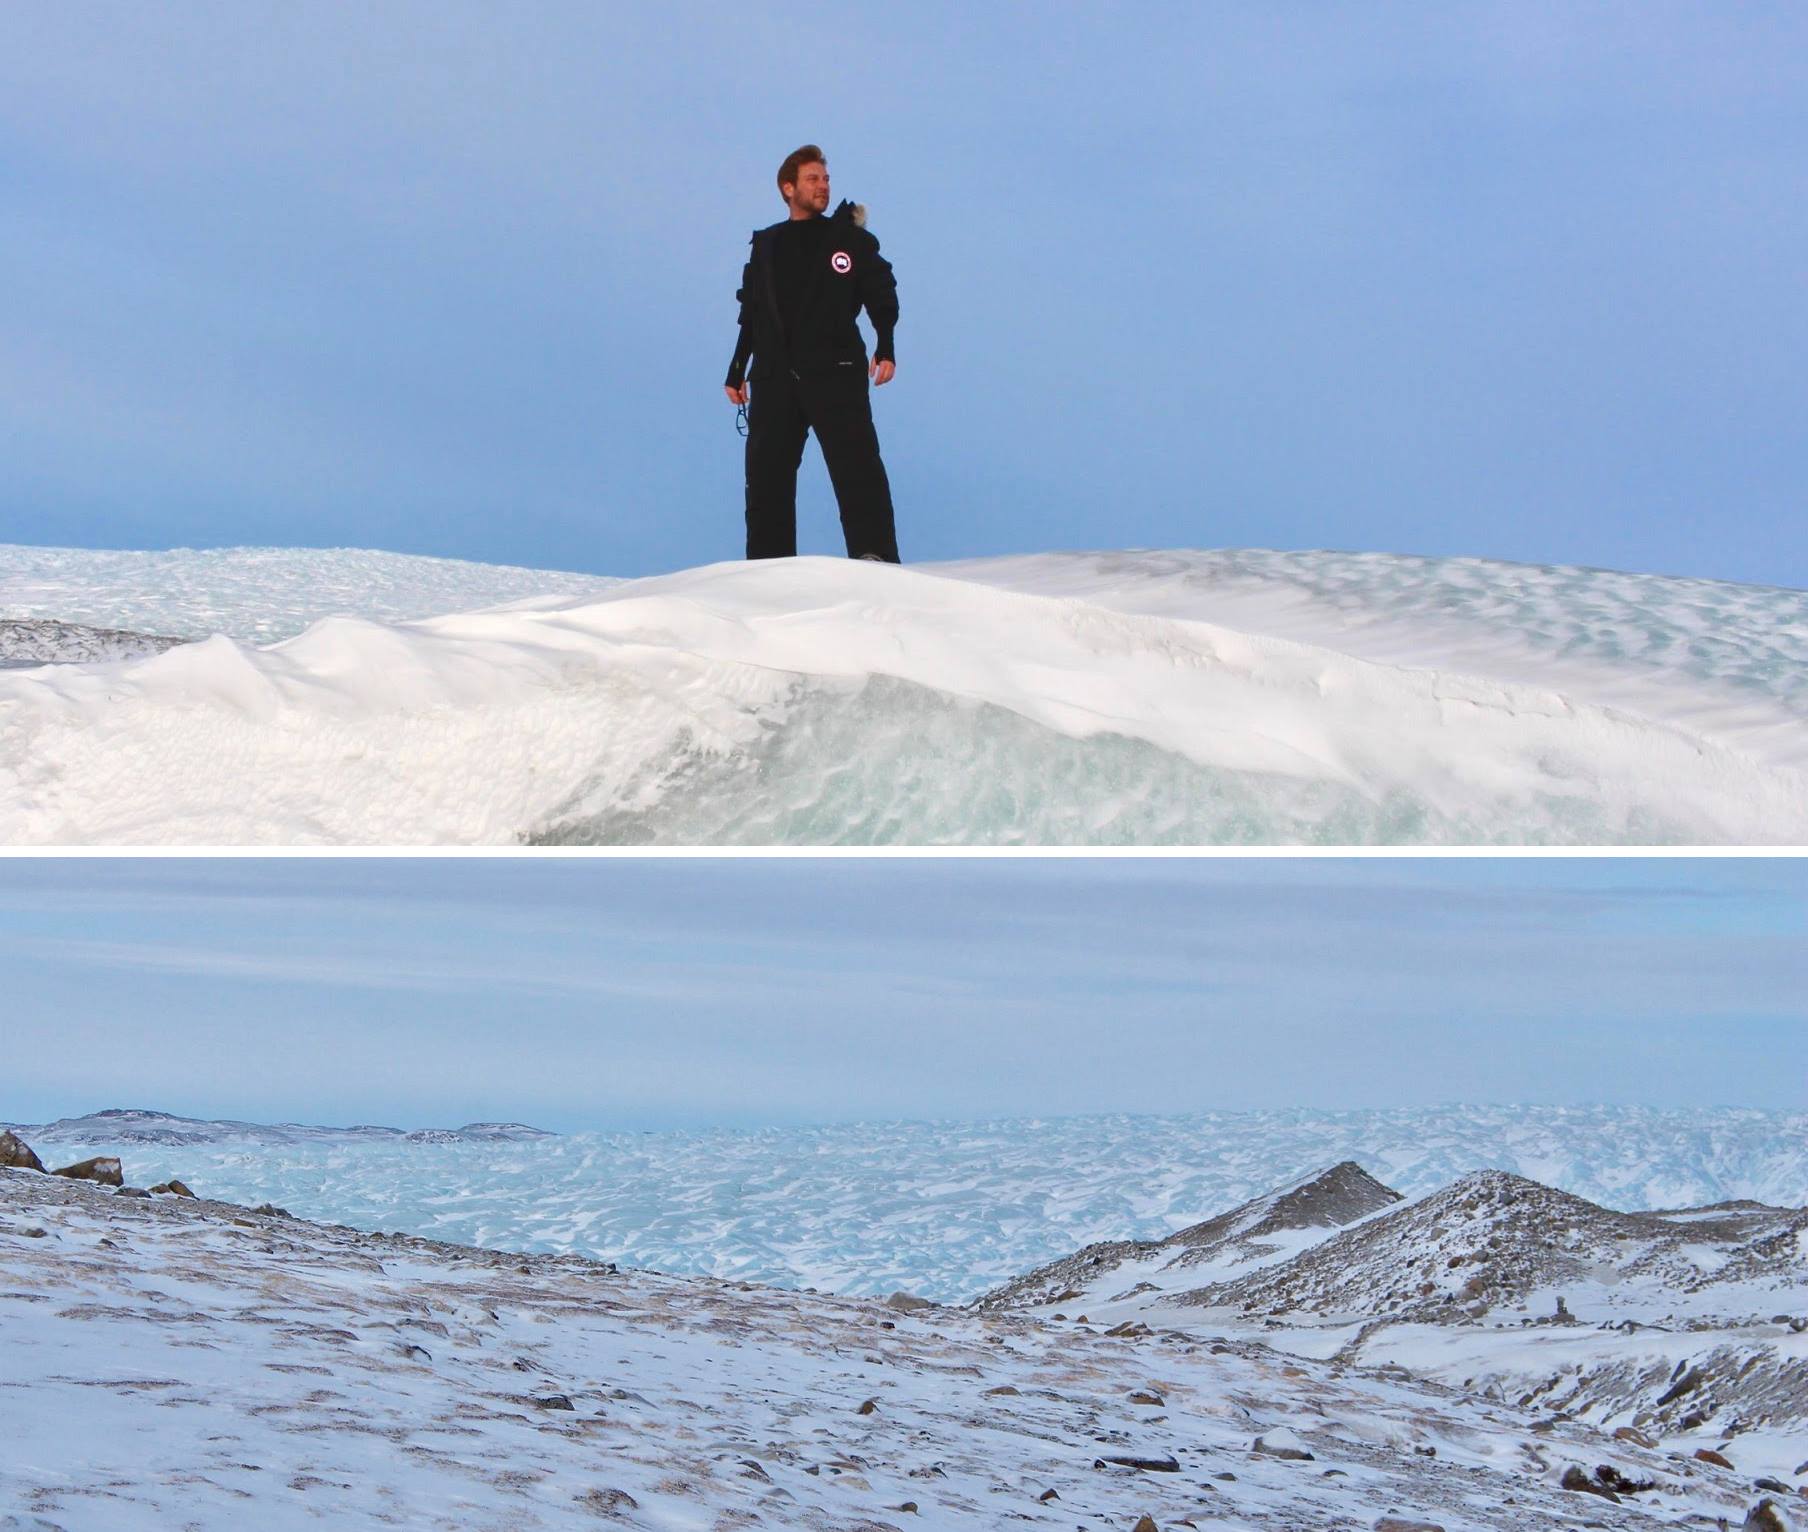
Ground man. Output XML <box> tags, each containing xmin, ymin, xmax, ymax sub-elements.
<box><xmin>725</xmin><ymin>145</ymin><xmax>901</xmax><ymax>563</ymax></box>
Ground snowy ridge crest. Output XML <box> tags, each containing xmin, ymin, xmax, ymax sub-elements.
<box><xmin>2</xmin><ymin>545</ymin><xmax>1806</xmax><ymax>843</ymax></box>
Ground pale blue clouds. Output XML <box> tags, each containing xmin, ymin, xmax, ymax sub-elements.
<box><xmin>2</xmin><ymin>858</ymin><xmax>1802</xmax><ymax>1129</ymax></box>
<box><xmin>3</xmin><ymin>4</ymin><xmax>1804</xmax><ymax>585</ymax></box>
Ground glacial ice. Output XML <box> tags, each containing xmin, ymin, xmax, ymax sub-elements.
<box><xmin>18</xmin><ymin>1103</ymin><xmax>1803</xmax><ymax>1304</ymax></box>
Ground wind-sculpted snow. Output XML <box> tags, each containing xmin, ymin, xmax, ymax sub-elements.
<box><xmin>16</xmin><ymin>1105</ymin><xmax>1802</xmax><ymax>1306</ymax></box>
<box><xmin>2</xmin><ymin>546</ymin><xmax>1804</xmax><ymax>843</ymax></box>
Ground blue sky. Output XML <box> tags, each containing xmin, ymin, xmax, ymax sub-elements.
<box><xmin>3</xmin><ymin>858</ymin><xmax>1802</xmax><ymax>1131</ymax></box>
<box><xmin>3</xmin><ymin>4</ymin><xmax>1804</xmax><ymax>587</ymax></box>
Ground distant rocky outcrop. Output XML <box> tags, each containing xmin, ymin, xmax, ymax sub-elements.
<box><xmin>1</xmin><ymin>1129</ymin><xmax>45</xmax><ymax>1172</ymax></box>
<box><xmin>0</xmin><ymin>618</ymin><xmax>187</xmax><ymax>668</ymax></box>
<box><xmin>1188</xmin><ymin>1169</ymin><xmax>1807</xmax><ymax>1323</ymax></box>
<box><xmin>976</xmin><ymin>1160</ymin><xmax>1402</xmax><ymax>1313</ymax></box>
<box><xmin>7</xmin><ymin>1107</ymin><xmax>556</xmax><ymax>1147</ymax></box>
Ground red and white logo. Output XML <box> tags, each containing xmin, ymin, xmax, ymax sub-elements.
<box><xmin>830</xmin><ymin>250</ymin><xmax>853</xmax><ymax>275</ymax></box>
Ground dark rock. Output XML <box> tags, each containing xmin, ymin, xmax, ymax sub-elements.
<box><xmin>883</xmin><ymin>1291</ymin><xmax>934</xmax><ymax>1312</ymax></box>
<box><xmin>534</xmin><ymin>1394</ymin><xmax>575</xmax><ymax>1411</ymax></box>
<box><xmin>1743</xmin><ymin>1501</ymin><xmax>1788</xmax><ymax>1532</ymax></box>
<box><xmin>1613</xmin><ymin>1426</ymin><xmax>1656</xmax><ymax>1448</ymax></box>
<box><xmin>1133</xmin><ymin>1518</ymin><xmax>1160</xmax><ymax>1532</ymax></box>
<box><xmin>1096</xmin><ymin>1454</ymin><xmax>1180</xmax><ymax>1473</ymax></box>
<box><xmin>250</xmin><ymin>1203</ymin><xmax>291</xmax><ymax>1218</ymax></box>
<box><xmin>116</xmin><ymin>1186</ymin><xmax>150</xmax><ymax>1198</ymax></box>
<box><xmin>1696</xmin><ymin>1449</ymin><xmax>1736</xmax><ymax>1469</ymax></box>
<box><xmin>1128</xmin><ymin>1390</ymin><xmax>1165</xmax><ymax>1406</ymax></box>
<box><xmin>21</xmin><ymin>1227</ymin><xmax>49</xmax><ymax>1238</ymax></box>
<box><xmin>1595</xmin><ymin>1465</ymin><xmax>1655</xmax><ymax>1495</ymax></box>
<box><xmin>856</xmin><ymin>1398</ymin><xmax>878</xmax><ymax>1415</ymax></box>
<box><xmin>891</xmin><ymin>1503</ymin><xmax>918</xmax><ymax>1514</ymax></box>
<box><xmin>1754</xmin><ymin>1478</ymin><xmax>1789</xmax><ymax>1494</ymax></box>
<box><xmin>983</xmin><ymin>1385</ymin><xmax>1020</xmax><ymax>1396</ymax></box>
<box><xmin>1659</xmin><ymin>1367</ymin><xmax>1706</xmax><ymax>1407</ymax></box>
<box><xmin>1038</xmin><ymin>1488</ymin><xmax>1058</xmax><ymax>1501</ymax></box>
<box><xmin>50</xmin><ymin>1156</ymin><xmax>123</xmax><ymax>1186</ymax></box>
<box><xmin>1375</xmin><ymin>1520</ymin><xmax>1447</xmax><ymax>1532</ymax></box>
<box><xmin>149</xmin><ymin>1181</ymin><xmax>196</xmax><ymax>1198</ymax></box>
<box><xmin>0</xmin><ymin>1130</ymin><xmax>45</xmax><ymax>1172</ymax></box>
<box><xmin>574</xmin><ymin>1487</ymin><xmax>638</xmax><ymax>1514</ymax></box>
<box><xmin>1560</xmin><ymin>1466</ymin><xmax>1620</xmax><ymax>1502</ymax></box>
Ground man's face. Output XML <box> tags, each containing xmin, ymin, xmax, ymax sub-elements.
<box><xmin>783</xmin><ymin>160</ymin><xmax>830</xmax><ymax>215</ymax></box>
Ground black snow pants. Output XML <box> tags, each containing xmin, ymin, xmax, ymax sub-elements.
<box><xmin>744</xmin><ymin>364</ymin><xmax>900</xmax><ymax>563</ymax></box>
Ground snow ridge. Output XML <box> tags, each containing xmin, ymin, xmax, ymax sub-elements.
<box><xmin>3</xmin><ymin>545</ymin><xmax>1805</xmax><ymax>843</ymax></box>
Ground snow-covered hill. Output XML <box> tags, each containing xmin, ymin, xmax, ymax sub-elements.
<box><xmin>4</xmin><ymin>1167</ymin><xmax>1795</xmax><ymax>1531</ymax></box>
<box><xmin>978</xmin><ymin>1161</ymin><xmax>1404</xmax><ymax>1315</ymax></box>
<box><xmin>981</xmin><ymin>1165</ymin><xmax>1808</xmax><ymax>1484</ymax></box>
<box><xmin>3</xmin><ymin>544</ymin><xmax>1804</xmax><ymax>843</ymax></box>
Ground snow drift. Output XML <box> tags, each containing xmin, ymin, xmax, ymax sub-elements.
<box><xmin>2</xmin><ymin>545</ymin><xmax>1804</xmax><ymax>844</ymax></box>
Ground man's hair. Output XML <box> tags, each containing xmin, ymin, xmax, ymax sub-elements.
<box><xmin>777</xmin><ymin>144</ymin><xmax>825</xmax><ymax>199</ymax></box>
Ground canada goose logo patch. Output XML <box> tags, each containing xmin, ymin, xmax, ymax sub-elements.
<box><xmin>830</xmin><ymin>250</ymin><xmax>853</xmax><ymax>275</ymax></box>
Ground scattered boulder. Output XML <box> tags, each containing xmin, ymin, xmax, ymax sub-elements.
<box><xmin>1696</xmin><ymin>1449</ymin><xmax>1736</xmax><ymax>1470</ymax></box>
<box><xmin>149</xmin><ymin>1181</ymin><xmax>196</xmax><ymax>1198</ymax></box>
<box><xmin>1613</xmin><ymin>1426</ymin><xmax>1656</xmax><ymax>1448</ymax></box>
<box><xmin>1560</xmin><ymin>1466</ymin><xmax>1619</xmax><ymax>1503</ymax></box>
<box><xmin>116</xmin><ymin>1187</ymin><xmax>150</xmax><ymax>1199</ymax></box>
<box><xmin>1128</xmin><ymin>1390</ymin><xmax>1165</xmax><ymax>1406</ymax></box>
<box><xmin>1744</xmin><ymin>1501</ymin><xmax>1789</xmax><ymax>1532</ymax></box>
<box><xmin>1133</xmin><ymin>1518</ymin><xmax>1159</xmax><ymax>1532</ymax></box>
<box><xmin>1659</xmin><ymin>1366</ymin><xmax>1705</xmax><ymax>1406</ymax></box>
<box><xmin>1253</xmin><ymin>1428</ymin><xmax>1315</xmax><ymax>1461</ymax></box>
<box><xmin>1096</xmin><ymin>1454</ymin><xmax>1180</xmax><ymax>1473</ymax></box>
<box><xmin>1038</xmin><ymin>1488</ymin><xmax>1058</xmax><ymax>1502</ymax></box>
<box><xmin>50</xmin><ymin>1157</ymin><xmax>123</xmax><ymax>1187</ymax></box>
<box><xmin>1375</xmin><ymin>1520</ymin><xmax>1447</xmax><ymax>1532</ymax></box>
<box><xmin>574</xmin><ymin>1487</ymin><xmax>638</xmax><ymax>1515</ymax></box>
<box><xmin>983</xmin><ymin>1385</ymin><xmax>1020</xmax><ymax>1397</ymax></box>
<box><xmin>0</xmin><ymin>1130</ymin><xmax>44</xmax><ymax>1172</ymax></box>
<box><xmin>533</xmin><ymin>1394</ymin><xmax>575</xmax><ymax>1411</ymax></box>
<box><xmin>856</xmin><ymin>1398</ymin><xmax>879</xmax><ymax>1415</ymax></box>
<box><xmin>250</xmin><ymin>1203</ymin><xmax>292</xmax><ymax>1219</ymax></box>
<box><xmin>883</xmin><ymin>1291</ymin><xmax>934</xmax><ymax>1313</ymax></box>
<box><xmin>1594</xmin><ymin>1465</ymin><xmax>1655</xmax><ymax>1495</ymax></box>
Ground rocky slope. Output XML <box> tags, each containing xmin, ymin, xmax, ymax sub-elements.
<box><xmin>3</xmin><ymin>1164</ymin><xmax>1796</xmax><ymax>1532</ymax></box>
<box><xmin>978</xmin><ymin>1160</ymin><xmax>1402</xmax><ymax>1314</ymax></box>
<box><xmin>984</xmin><ymin>1165</ymin><xmax>1808</xmax><ymax>1487</ymax></box>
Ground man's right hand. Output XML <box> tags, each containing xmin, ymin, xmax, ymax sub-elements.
<box><xmin>725</xmin><ymin>383</ymin><xmax>750</xmax><ymax>405</ymax></box>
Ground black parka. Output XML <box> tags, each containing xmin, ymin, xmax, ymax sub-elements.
<box><xmin>726</xmin><ymin>200</ymin><xmax>897</xmax><ymax>387</ymax></box>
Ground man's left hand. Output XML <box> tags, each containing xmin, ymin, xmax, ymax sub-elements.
<box><xmin>870</xmin><ymin>359</ymin><xmax>896</xmax><ymax>386</ymax></box>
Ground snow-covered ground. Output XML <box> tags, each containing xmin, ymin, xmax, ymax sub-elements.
<box><xmin>3</xmin><ymin>544</ymin><xmax>1804</xmax><ymax>844</ymax></box>
<box><xmin>12</xmin><ymin>1104</ymin><xmax>1802</xmax><ymax>1305</ymax></box>
<box><xmin>3</xmin><ymin>1168</ymin><xmax>1791</xmax><ymax>1532</ymax></box>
